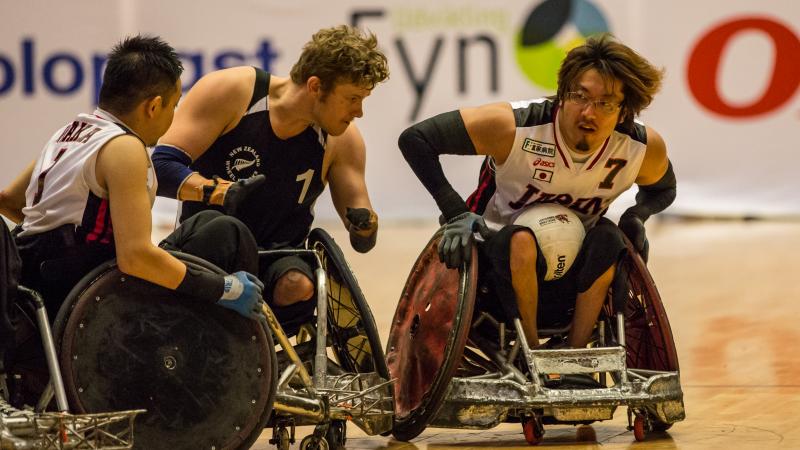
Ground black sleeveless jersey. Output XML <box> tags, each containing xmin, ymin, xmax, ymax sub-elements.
<box><xmin>181</xmin><ymin>68</ymin><xmax>327</xmax><ymax>249</ymax></box>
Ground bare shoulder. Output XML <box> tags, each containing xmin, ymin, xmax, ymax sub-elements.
<box><xmin>327</xmin><ymin>122</ymin><xmax>366</xmax><ymax>157</ymax></box>
<box><xmin>637</xmin><ymin>126</ymin><xmax>669</xmax><ymax>184</ymax></box>
<box><xmin>461</xmin><ymin>102</ymin><xmax>516</xmax><ymax>160</ymax></box>
<box><xmin>183</xmin><ymin>66</ymin><xmax>255</xmax><ymax>109</ymax></box>
<box><xmin>97</xmin><ymin>135</ymin><xmax>148</xmax><ymax>168</ymax></box>
<box><xmin>646</xmin><ymin>126</ymin><xmax>666</xmax><ymax>154</ymax></box>
<box><xmin>160</xmin><ymin>67</ymin><xmax>256</xmax><ymax>154</ymax></box>
<box><xmin>95</xmin><ymin>135</ymin><xmax>149</xmax><ymax>186</ymax></box>
<box><xmin>99</xmin><ymin>134</ymin><xmax>146</xmax><ymax>158</ymax></box>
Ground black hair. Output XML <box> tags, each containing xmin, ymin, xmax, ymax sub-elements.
<box><xmin>98</xmin><ymin>35</ymin><xmax>183</xmax><ymax>114</ymax></box>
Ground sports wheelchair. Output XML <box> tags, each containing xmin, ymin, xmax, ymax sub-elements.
<box><xmin>386</xmin><ymin>229</ymin><xmax>685</xmax><ymax>445</ymax></box>
<box><xmin>1</xmin><ymin>224</ymin><xmax>143</xmax><ymax>449</ymax></box>
<box><xmin>2</xmin><ymin>227</ymin><xmax>391</xmax><ymax>450</ymax></box>
<box><xmin>262</xmin><ymin>228</ymin><xmax>392</xmax><ymax>450</ymax></box>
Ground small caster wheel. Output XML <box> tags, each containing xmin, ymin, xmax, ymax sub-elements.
<box><xmin>270</xmin><ymin>419</ymin><xmax>295</xmax><ymax>450</ymax></box>
<box><xmin>325</xmin><ymin>420</ymin><xmax>347</xmax><ymax>449</ymax></box>
<box><xmin>275</xmin><ymin>427</ymin><xmax>290</xmax><ymax>450</ymax></box>
<box><xmin>300</xmin><ymin>434</ymin><xmax>329</xmax><ymax>450</ymax></box>
<box><xmin>522</xmin><ymin>415</ymin><xmax>544</xmax><ymax>445</ymax></box>
<box><xmin>633</xmin><ymin>414</ymin><xmax>647</xmax><ymax>442</ymax></box>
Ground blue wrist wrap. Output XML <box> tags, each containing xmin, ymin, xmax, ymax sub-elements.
<box><xmin>152</xmin><ymin>144</ymin><xmax>194</xmax><ymax>198</ymax></box>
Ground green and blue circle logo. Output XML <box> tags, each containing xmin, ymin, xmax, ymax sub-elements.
<box><xmin>515</xmin><ymin>0</ymin><xmax>610</xmax><ymax>91</ymax></box>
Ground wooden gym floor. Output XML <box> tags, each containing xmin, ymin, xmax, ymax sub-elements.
<box><xmin>240</xmin><ymin>218</ymin><xmax>800</xmax><ymax>450</ymax></box>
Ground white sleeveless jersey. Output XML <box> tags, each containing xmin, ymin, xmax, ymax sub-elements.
<box><xmin>467</xmin><ymin>98</ymin><xmax>647</xmax><ymax>230</ymax></box>
<box><xmin>18</xmin><ymin>109</ymin><xmax>157</xmax><ymax>240</ymax></box>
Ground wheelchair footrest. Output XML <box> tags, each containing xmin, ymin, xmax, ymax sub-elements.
<box><xmin>274</xmin><ymin>371</ymin><xmax>394</xmax><ymax>436</ymax></box>
<box><xmin>0</xmin><ymin>402</ymin><xmax>145</xmax><ymax>450</ymax></box>
<box><xmin>529</xmin><ymin>347</ymin><xmax>627</xmax><ymax>375</ymax></box>
<box><xmin>430</xmin><ymin>370</ymin><xmax>683</xmax><ymax>429</ymax></box>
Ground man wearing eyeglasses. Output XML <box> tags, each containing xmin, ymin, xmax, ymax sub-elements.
<box><xmin>398</xmin><ymin>34</ymin><xmax>676</xmax><ymax>348</ymax></box>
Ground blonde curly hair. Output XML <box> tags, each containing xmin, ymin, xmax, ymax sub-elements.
<box><xmin>290</xmin><ymin>25</ymin><xmax>389</xmax><ymax>93</ymax></box>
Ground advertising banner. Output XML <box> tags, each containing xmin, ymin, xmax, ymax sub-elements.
<box><xmin>2</xmin><ymin>0</ymin><xmax>798</xmax><ymax>222</ymax></box>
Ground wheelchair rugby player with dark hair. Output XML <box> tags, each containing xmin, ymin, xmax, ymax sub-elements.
<box><xmin>0</xmin><ymin>35</ymin><xmax>269</xmax><ymax>448</ymax></box>
<box><xmin>388</xmin><ymin>34</ymin><xmax>684</xmax><ymax>443</ymax></box>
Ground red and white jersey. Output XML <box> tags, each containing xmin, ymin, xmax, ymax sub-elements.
<box><xmin>18</xmin><ymin>109</ymin><xmax>157</xmax><ymax>241</ymax></box>
<box><xmin>466</xmin><ymin>98</ymin><xmax>647</xmax><ymax>230</ymax></box>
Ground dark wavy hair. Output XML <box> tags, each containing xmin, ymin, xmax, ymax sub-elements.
<box><xmin>557</xmin><ymin>33</ymin><xmax>664</xmax><ymax>128</ymax></box>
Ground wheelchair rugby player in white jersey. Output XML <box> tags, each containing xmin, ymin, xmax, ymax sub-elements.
<box><xmin>387</xmin><ymin>34</ymin><xmax>685</xmax><ymax>444</ymax></box>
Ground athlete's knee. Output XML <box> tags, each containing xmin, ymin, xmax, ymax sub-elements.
<box><xmin>585</xmin><ymin>219</ymin><xmax>625</xmax><ymax>250</ymax></box>
<box><xmin>193</xmin><ymin>209</ymin><xmax>225</xmax><ymax>224</ymax></box>
<box><xmin>595</xmin><ymin>263</ymin><xmax>616</xmax><ymax>285</ymax></box>
<box><xmin>272</xmin><ymin>270</ymin><xmax>314</xmax><ymax>306</ymax></box>
<box><xmin>207</xmin><ymin>214</ymin><xmax>248</xmax><ymax>234</ymax></box>
<box><xmin>578</xmin><ymin>258</ymin><xmax>617</xmax><ymax>295</ymax></box>
<box><xmin>509</xmin><ymin>229</ymin><xmax>538</xmax><ymax>271</ymax></box>
<box><xmin>202</xmin><ymin>215</ymin><xmax>255</xmax><ymax>250</ymax></box>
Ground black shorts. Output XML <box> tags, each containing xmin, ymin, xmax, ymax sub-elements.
<box><xmin>164</xmin><ymin>212</ymin><xmax>317</xmax><ymax>336</ymax></box>
<box><xmin>15</xmin><ymin>224</ymin><xmax>115</xmax><ymax>318</ymax></box>
<box><xmin>161</xmin><ymin>210</ymin><xmax>259</xmax><ymax>275</ymax></box>
<box><xmin>260</xmin><ymin>254</ymin><xmax>316</xmax><ymax>336</ymax></box>
<box><xmin>475</xmin><ymin>217</ymin><xmax>626</xmax><ymax>328</ymax></box>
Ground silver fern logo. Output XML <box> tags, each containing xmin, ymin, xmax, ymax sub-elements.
<box><xmin>232</xmin><ymin>158</ymin><xmax>255</xmax><ymax>171</ymax></box>
<box><xmin>225</xmin><ymin>146</ymin><xmax>261</xmax><ymax>180</ymax></box>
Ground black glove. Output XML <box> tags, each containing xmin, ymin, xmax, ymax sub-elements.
<box><xmin>346</xmin><ymin>207</ymin><xmax>372</xmax><ymax>231</ymax></box>
<box><xmin>222</xmin><ymin>175</ymin><xmax>266</xmax><ymax>217</ymax></box>
<box><xmin>618</xmin><ymin>211</ymin><xmax>649</xmax><ymax>262</ymax></box>
<box><xmin>438</xmin><ymin>212</ymin><xmax>489</xmax><ymax>269</ymax></box>
<box><xmin>346</xmin><ymin>207</ymin><xmax>377</xmax><ymax>253</ymax></box>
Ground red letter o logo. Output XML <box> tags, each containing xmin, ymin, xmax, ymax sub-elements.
<box><xmin>687</xmin><ymin>17</ymin><xmax>800</xmax><ymax>117</ymax></box>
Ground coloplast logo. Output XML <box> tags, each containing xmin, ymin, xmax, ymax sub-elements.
<box><xmin>515</xmin><ymin>0</ymin><xmax>610</xmax><ymax>91</ymax></box>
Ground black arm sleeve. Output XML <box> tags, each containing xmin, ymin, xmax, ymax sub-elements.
<box><xmin>175</xmin><ymin>265</ymin><xmax>224</xmax><ymax>302</ymax></box>
<box><xmin>625</xmin><ymin>161</ymin><xmax>677</xmax><ymax>221</ymax></box>
<box><xmin>398</xmin><ymin>111</ymin><xmax>478</xmax><ymax>221</ymax></box>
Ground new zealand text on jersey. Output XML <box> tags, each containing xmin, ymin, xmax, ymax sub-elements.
<box><xmin>508</xmin><ymin>183</ymin><xmax>605</xmax><ymax>216</ymax></box>
<box><xmin>225</xmin><ymin>145</ymin><xmax>261</xmax><ymax>179</ymax></box>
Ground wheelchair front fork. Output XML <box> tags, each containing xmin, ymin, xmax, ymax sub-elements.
<box><xmin>17</xmin><ymin>286</ymin><xmax>69</xmax><ymax>412</ymax></box>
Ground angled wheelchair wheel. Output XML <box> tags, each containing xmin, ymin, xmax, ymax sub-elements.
<box><xmin>53</xmin><ymin>253</ymin><xmax>277</xmax><ymax>450</ymax></box>
<box><xmin>607</xmin><ymin>237</ymin><xmax>682</xmax><ymax>430</ymax></box>
<box><xmin>307</xmin><ymin>228</ymin><xmax>388</xmax><ymax>379</ymax></box>
<box><xmin>386</xmin><ymin>230</ymin><xmax>478</xmax><ymax>441</ymax></box>
<box><xmin>611</xmin><ymin>237</ymin><xmax>680</xmax><ymax>372</ymax></box>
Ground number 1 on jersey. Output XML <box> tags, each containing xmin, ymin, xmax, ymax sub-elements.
<box><xmin>296</xmin><ymin>169</ymin><xmax>314</xmax><ymax>204</ymax></box>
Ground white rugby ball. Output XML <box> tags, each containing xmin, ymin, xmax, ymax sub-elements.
<box><xmin>513</xmin><ymin>203</ymin><xmax>585</xmax><ymax>281</ymax></box>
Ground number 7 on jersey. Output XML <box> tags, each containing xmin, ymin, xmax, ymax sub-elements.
<box><xmin>296</xmin><ymin>169</ymin><xmax>314</xmax><ymax>204</ymax></box>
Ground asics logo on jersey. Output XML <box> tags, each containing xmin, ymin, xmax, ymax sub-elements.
<box><xmin>533</xmin><ymin>158</ymin><xmax>555</xmax><ymax>168</ymax></box>
<box><xmin>232</xmin><ymin>158</ymin><xmax>256</xmax><ymax>172</ymax></box>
